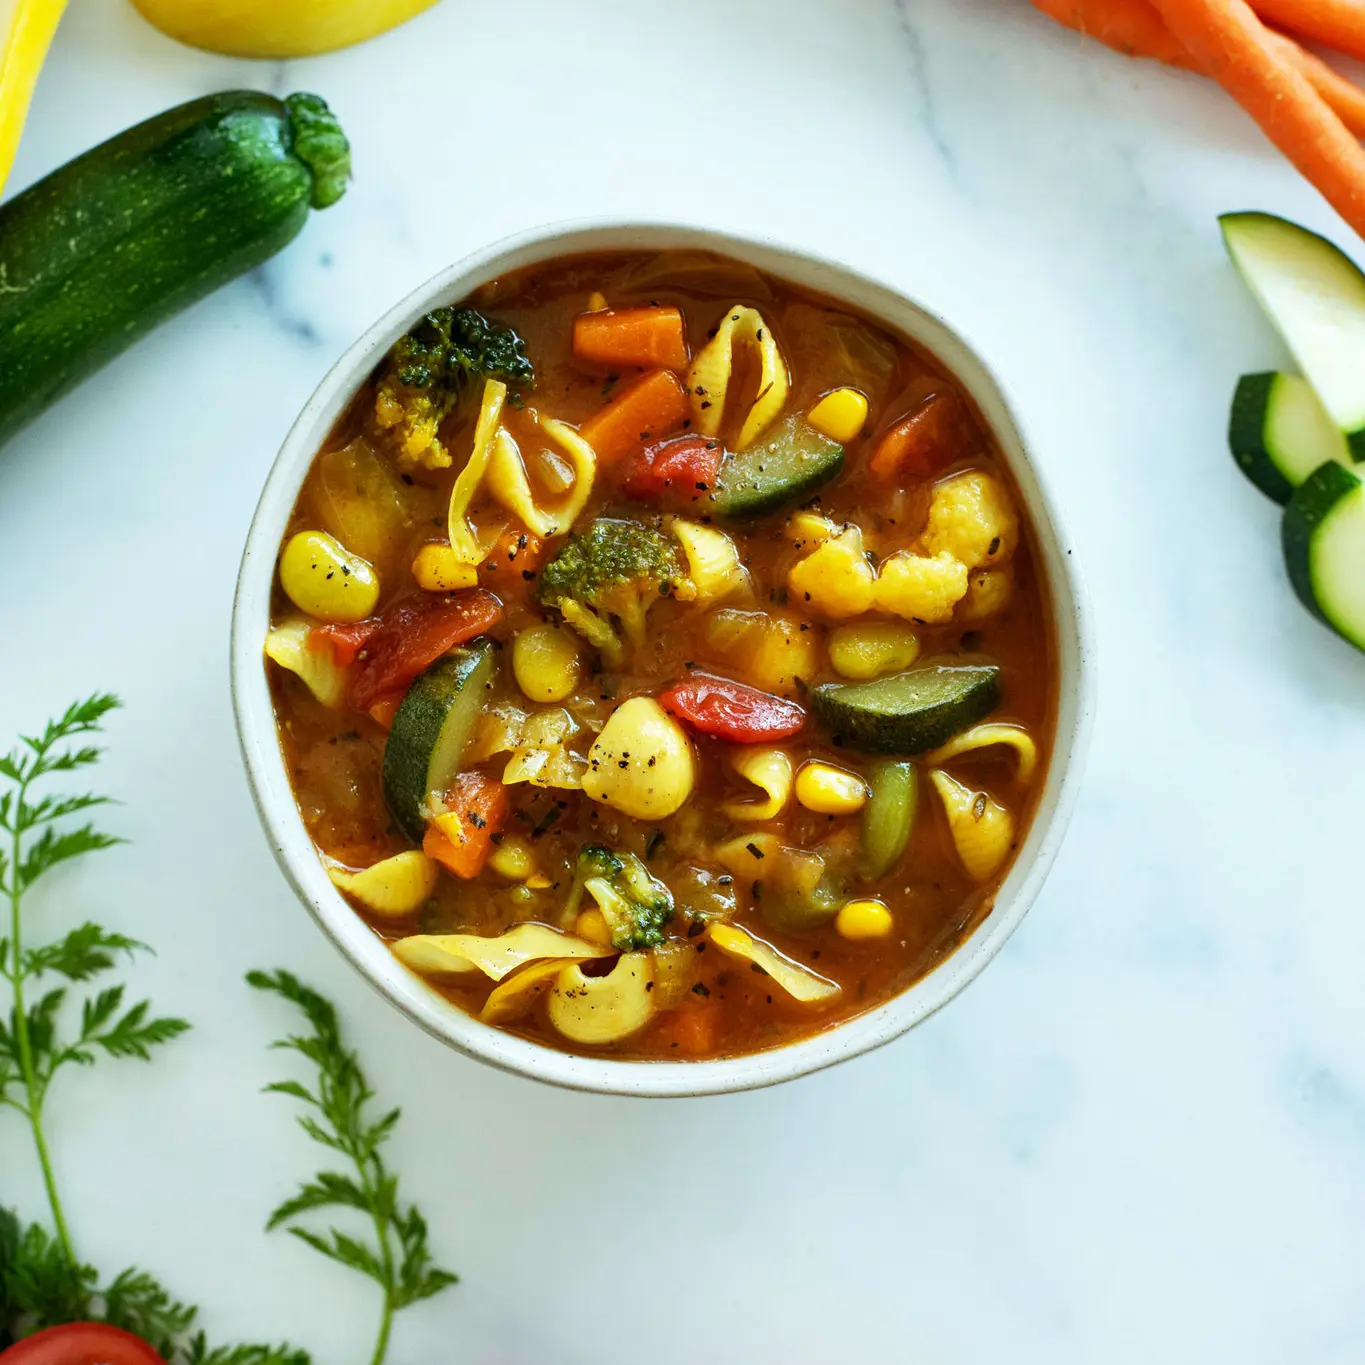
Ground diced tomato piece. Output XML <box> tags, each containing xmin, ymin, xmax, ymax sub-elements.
<box><xmin>423</xmin><ymin>771</ymin><xmax>509</xmax><ymax>879</ymax></box>
<box><xmin>621</xmin><ymin>434</ymin><xmax>725</xmax><ymax>503</ymax></box>
<box><xmin>477</xmin><ymin>526</ymin><xmax>545</xmax><ymax>585</ymax></box>
<box><xmin>311</xmin><ymin>619</ymin><xmax>380</xmax><ymax>667</ymax></box>
<box><xmin>348</xmin><ymin>590</ymin><xmax>503</xmax><ymax>710</ymax></box>
<box><xmin>660</xmin><ymin>674</ymin><xmax>805</xmax><ymax>742</ymax></box>
<box><xmin>657</xmin><ymin>1003</ymin><xmax>722</xmax><ymax>1057</ymax></box>
<box><xmin>0</xmin><ymin>1322</ymin><xmax>167</xmax><ymax>1365</ymax></box>
<box><xmin>868</xmin><ymin>391</ymin><xmax>973</xmax><ymax>481</ymax></box>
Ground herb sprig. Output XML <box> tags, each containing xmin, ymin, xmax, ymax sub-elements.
<box><xmin>249</xmin><ymin>970</ymin><xmax>457</xmax><ymax>1365</ymax></box>
<box><xmin>0</xmin><ymin>695</ymin><xmax>190</xmax><ymax>1260</ymax></box>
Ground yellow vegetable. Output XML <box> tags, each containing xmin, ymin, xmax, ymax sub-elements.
<box><xmin>486</xmin><ymin>418</ymin><xmax>596</xmax><ymax>538</ymax></box>
<box><xmin>574</xmin><ymin>908</ymin><xmax>614</xmax><ymax>948</ymax></box>
<box><xmin>687</xmin><ymin>304</ymin><xmax>789</xmax><ymax>450</ymax></box>
<box><xmin>548</xmin><ymin>953</ymin><xmax>656</xmax><ymax>1045</ymax></box>
<box><xmin>875</xmin><ymin>550</ymin><xmax>968</xmax><ymax>625</ymax></box>
<box><xmin>795</xmin><ymin>761</ymin><xmax>868</xmax><ymax>816</ymax></box>
<box><xmin>0</xmin><ymin>0</ymin><xmax>66</xmax><ymax>196</ymax></box>
<box><xmin>502</xmin><ymin>707</ymin><xmax>587</xmax><ymax>790</ymax></box>
<box><xmin>713</xmin><ymin>833</ymin><xmax>824</xmax><ymax>900</ymax></box>
<box><xmin>447</xmin><ymin>379</ymin><xmax>506</xmax><ymax>565</ymax></box>
<box><xmin>487</xmin><ymin>836</ymin><xmax>536</xmax><ymax>881</ymax></box>
<box><xmin>311</xmin><ymin>437</ymin><xmax>410</xmax><ymax>574</ymax></box>
<box><xmin>921</xmin><ymin>471</ymin><xmax>1019</xmax><ymax>570</ymax></box>
<box><xmin>586</xmin><ymin>290</ymin><xmax>608</xmax><ymax>312</ymax></box>
<box><xmin>720</xmin><ymin>747</ymin><xmax>793</xmax><ymax>822</ymax></box>
<box><xmin>836</xmin><ymin>898</ymin><xmax>893</xmax><ymax>941</ymax></box>
<box><xmin>671</xmin><ymin>520</ymin><xmax>748</xmax><ymax>606</ymax></box>
<box><xmin>393</xmin><ymin>923</ymin><xmax>609</xmax><ymax>981</ymax></box>
<box><xmin>412</xmin><ymin>542</ymin><xmax>479</xmax><ymax>592</ymax></box>
<box><xmin>787</xmin><ymin>511</ymin><xmax>840</xmax><ymax>547</ymax></box>
<box><xmin>807</xmin><ymin>388</ymin><xmax>869</xmax><ymax>443</ymax></box>
<box><xmin>707</xmin><ymin>924</ymin><xmax>840</xmax><ymax>1004</ymax></box>
<box><xmin>480</xmin><ymin>958</ymin><xmax>566</xmax><ymax>1025</ymax></box>
<box><xmin>264</xmin><ymin>619</ymin><xmax>347</xmax><ymax>707</ymax></box>
<box><xmin>582</xmin><ymin>697</ymin><xmax>695</xmax><ymax>820</ymax></box>
<box><xmin>128</xmin><ymin>0</ymin><xmax>438</xmax><ymax>58</ymax></box>
<box><xmin>278</xmin><ymin>530</ymin><xmax>379</xmax><ymax>624</ymax></box>
<box><xmin>512</xmin><ymin>623</ymin><xmax>582</xmax><ymax>703</ymax></box>
<box><xmin>327</xmin><ymin>851</ymin><xmax>437</xmax><ymax>919</ymax></box>
<box><xmin>929</xmin><ymin>770</ymin><xmax>1016</xmax><ymax>881</ymax></box>
<box><xmin>960</xmin><ymin>568</ymin><xmax>1013</xmax><ymax>623</ymax></box>
<box><xmin>925</xmin><ymin>723</ymin><xmax>1038</xmax><ymax>784</ymax></box>
<box><xmin>787</xmin><ymin>524</ymin><xmax>875</xmax><ymax>618</ymax></box>
<box><xmin>828</xmin><ymin>621</ymin><xmax>920</xmax><ymax>679</ymax></box>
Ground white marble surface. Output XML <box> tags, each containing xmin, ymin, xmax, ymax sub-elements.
<box><xmin>3</xmin><ymin>1</ymin><xmax>1364</xmax><ymax>1360</ymax></box>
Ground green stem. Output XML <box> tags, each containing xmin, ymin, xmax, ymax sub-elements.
<box><xmin>363</xmin><ymin>1158</ymin><xmax>396</xmax><ymax>1365</ymax></box>
<box><xmin>8</xmin><ymin>782</ymin><xmax>76</xmax><ymax>1265</ymax></box>
<box><xmin>369</xmin><ymin>1292</ymin><xmax>394</xmax><ymax>1365</ymax></box>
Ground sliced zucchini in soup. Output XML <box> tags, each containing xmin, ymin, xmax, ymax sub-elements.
<box><xmin>1221</xmin><ymin>213</ymin><xmax>1365</xmax><ymax>460</ymax></box>
<box><xmin>1229</xmin><ymin>372</ymin><xmax>1350</xmax><ymax>504</ymax></box>
<box><xmin>810</xmin><ymin>663</ymin><xmax>1000</xmax><ymax>754</ymax></box>
<box><xmin>1282</xmin><ymin>461</ymin><xmax>1365</xmax><ymax>652</ymax></box>
<box><xmin>708</xmin><ymin>416</ymin><xmax>844</xmax><ymax>520</ymax></box>
<box><xmin>382</xmin><ymin>641</ymin><xmax>497</xmax><ymax>842</ymax></box>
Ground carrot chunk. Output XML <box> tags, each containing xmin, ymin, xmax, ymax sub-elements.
<box><xmin>477</xmin><ymin>526</ymin><xmax>545</xmax><ymax>586</ymax></box>
<box><xmin>578</xmin><ymin>369</ymin><xmax>689</xmax><ymax>467</ymax></box>
<box><xmin>573</xmin><ymin>307</ymin><xmax>688</xmax><ymax>370</ymax></box>
<box><xmin>657</xmin><ymin>1004</ymin><xmax>721</xmax><ymax>1058</ymax></box>
<box><xmin>422</xmin><ymin>771</ymin><xmax>509</xmax><ymax>880</ymax></box>
<box><xmin>868</xmin><ymin>391</ymin><xmax>972</xmax><ymax>481</ymax></box>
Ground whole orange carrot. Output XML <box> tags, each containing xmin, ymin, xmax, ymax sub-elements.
<box><xmin>1149</xmin><ymin>0</ymin><xmax>1365</xmax><ymax>237</ymax></box>
<box><xmin>1254</xmin><ymin>0</ymin><xmax>1365</xmax><ymax>61</ymax></box>
<box><xmin>1032</xmin><ymin>0</ymin><xmax>1195</xmax><ymax>64</ymax></box>
<box><xmin>1273</xmin><ymin>33</ymin><xmax>1365</xmax><ymax>139</ymax></box>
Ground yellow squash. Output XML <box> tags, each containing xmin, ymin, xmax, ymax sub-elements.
<box><xmin>128</xmin><ymin>0</ymin><xmax>440</xmax><ymax>59</ymax></box>
<box><xmin>0</xmin><ymin>0</ymin><xmax>67</xmax><ymax>195</ymax></box>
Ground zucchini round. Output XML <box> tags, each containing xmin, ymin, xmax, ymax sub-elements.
<box><xmin>1229</xmin><ymin>371</ymin><xmax>1351</xmax><ymax>505</ymax></box>
<box><xmin>0</xmin><ymin>90</ymin><xmax>350</xmax><ymax>447</ymax></box>
<box><xmin>1282</xmin><ymin>460</ymin><xmax>1365</xmax><ymax>653</ymax></box>
<box><xmin>383</xmin><ymin>642</ymin><xmax>498</xmax><ymax>843</ymax></box>
<box><xmin>810</xmin><ymin>664</ymin><xmax>1001</xmax><ymax>754</ymax></box>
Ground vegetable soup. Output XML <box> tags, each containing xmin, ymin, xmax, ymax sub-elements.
<box><xmin>264</xmin><ymin>249</ymin><xmax>1057</xmax><ymax>1061</ymax></box>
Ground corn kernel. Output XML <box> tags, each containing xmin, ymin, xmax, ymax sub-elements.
<box><xmin>575</xmin><ymin>908</ymin><xmax>614</xmax><ymax>947</ymax></box>
<box><xmin>488</xmin><ymin>836</ymin><xmax>535</xmax><ymax>881</ymax></box>
<box><xmin>836</xmin><ymin>899</ymin><xmax>893</xmax><ymax>940</ymax></box>
<box><xmin>412</xmin><ymin>542</ymin><xmax>479</xmax><ymax>592</ymax></box>
<box><xmin>279</xmin><ymin>530</ymin><xmax>379</xmax><ymax>623</ymax></box>
<box><xmin>795</xmin><ymin>761</ymin><xmax>868</xmax><ymax>815</ymax></box>
<box><xmin>512</xmin><ymin>623</ymin><xmax>583</xmax><ymax>703</ymax></box>
<box><xmin>807</xmin><ymin>388</ymin><xmax>869</xmax><ymax>444</ymax></box>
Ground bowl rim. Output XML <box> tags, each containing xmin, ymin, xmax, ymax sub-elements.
<box><xmin>230</xmin><ymin>216</ymin><xmax>1096</xmax><ymax>1098</ymax></box>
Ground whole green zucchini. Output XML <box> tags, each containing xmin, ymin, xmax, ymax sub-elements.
<box><xmin>0</xmin><ymin>90</ymin><xmax>350</xmax><ymax>446</ymax></box>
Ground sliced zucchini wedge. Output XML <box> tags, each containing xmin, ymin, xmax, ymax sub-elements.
<box><xmin>382</xmin><ymin>641</ymin><xmax>497</xmax><ymax>842</ymax></box>
<box><xmin>860</xmin><ymin>759</ymin><xmax>917</xmax><ymax>879</ymax></box>
<box><xmin>1221</xmin><ymin>212</ymin><xmax>1365</xmax><ymax>460</ymax></box>
<box><xmin>1282</xmin><ymin>460</ymin><xmax>1365</xmax><ymax>652</ymax></box>
<box><xmin>810</xmin><ymin>663</ymin><xmax>1000</xmax><ymax>754</ymax></box>
<box><xmin>708</xmin><ymin>415</ymin><xmax>843</xmax><ymax>520</ymax></box>
<box><xmin>1229</xmin><ymin>371</ymin><xmax>1350</xmax><ymax>504</ymax></box>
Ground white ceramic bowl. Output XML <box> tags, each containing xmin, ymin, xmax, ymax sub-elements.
<box><xmin>231</xmin><ymin>220</ymin><xmax>1094</xmax><ymax>1098</ymax></box>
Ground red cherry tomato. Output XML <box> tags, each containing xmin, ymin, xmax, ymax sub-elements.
<box><xmin>621</xmin><ymin>435</ymin><xmax>724</xmax><ymax>503</ymax></box>
<box><xmin>348</xmin><ymin>589</ymin><xmax>504</xmax><ymax>710</ymax></box>
<box><xmin>660</xmin><ymin>674</ymin><xmax>805</xmax><ymax>742</ymax></box>
<box><xmin>0</xmin><ymin>1322</ymin><xmax>166</xmax><ymax>1365</ymax></box>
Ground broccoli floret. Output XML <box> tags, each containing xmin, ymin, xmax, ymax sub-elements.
<box><xmin>371</xmin><ymin>307</ymin><xmax>534</xmax><ymax>472</ymax></box>
<box><xmin>566</xmin><ymin>844</ymin><xmax>675</xmax><ymax>952</ymax></box>
<box><xmin>536</xmin><ymin>518</ymin><xmax>691</xmax><ymax>668</ymax></box>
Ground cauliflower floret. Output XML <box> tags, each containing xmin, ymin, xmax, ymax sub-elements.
<box><xmin>787</xmin><ymin>525</ymin><xmax>876</xmax><ymax>618</ymax></box>
<box><xmin>875</xmin><ymin>550</ymin><xmax>968</xmax><ymax>624</ymax></box>
<box><xmin>959</xmin><ymin>568</ymin><xmax>1014</xmax><ymax>624</ymax></box>
<box><xmin>921</xmin><ymin>471</ymin><xmax>1018</xmax><ymax>570</ymax></box>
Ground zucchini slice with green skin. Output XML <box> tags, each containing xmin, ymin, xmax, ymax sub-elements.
<box><xmin>1282</xmin><ymin>461</ymin><xmax>1365</xmax><ymax>652</ymax></box>
<box><xmin>1221</xmin><ymin>212</ymin><xmax>1365</xmax><ymax>461</ymax></box>
<box><xmin>1230</xmin><ymin>372</ymin><xmax>1350</xmax><ymax>504</ymax></box>
<box><xmin>811</xmin><ymin>664</ymin><xmax>1000</xmax><ymax>754</ymax></box>
<box><xmin>708</xmin><ymin>416</ymin><xmax>843</xmax><ymax>520</ymax></box>
<box><xmin>0</xmin><ymin>90</ymin><xmax>350</xmax><ymax>447</ymax></box>
<box><xmin>382</xmin><ymin>642</ymin><xmax>497</xmax><ymax>842</ymax></box>
<box><xmin>860</xmin><ymin>760</ymin><xmax>917</xmax><ymax>879</ymax></box>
